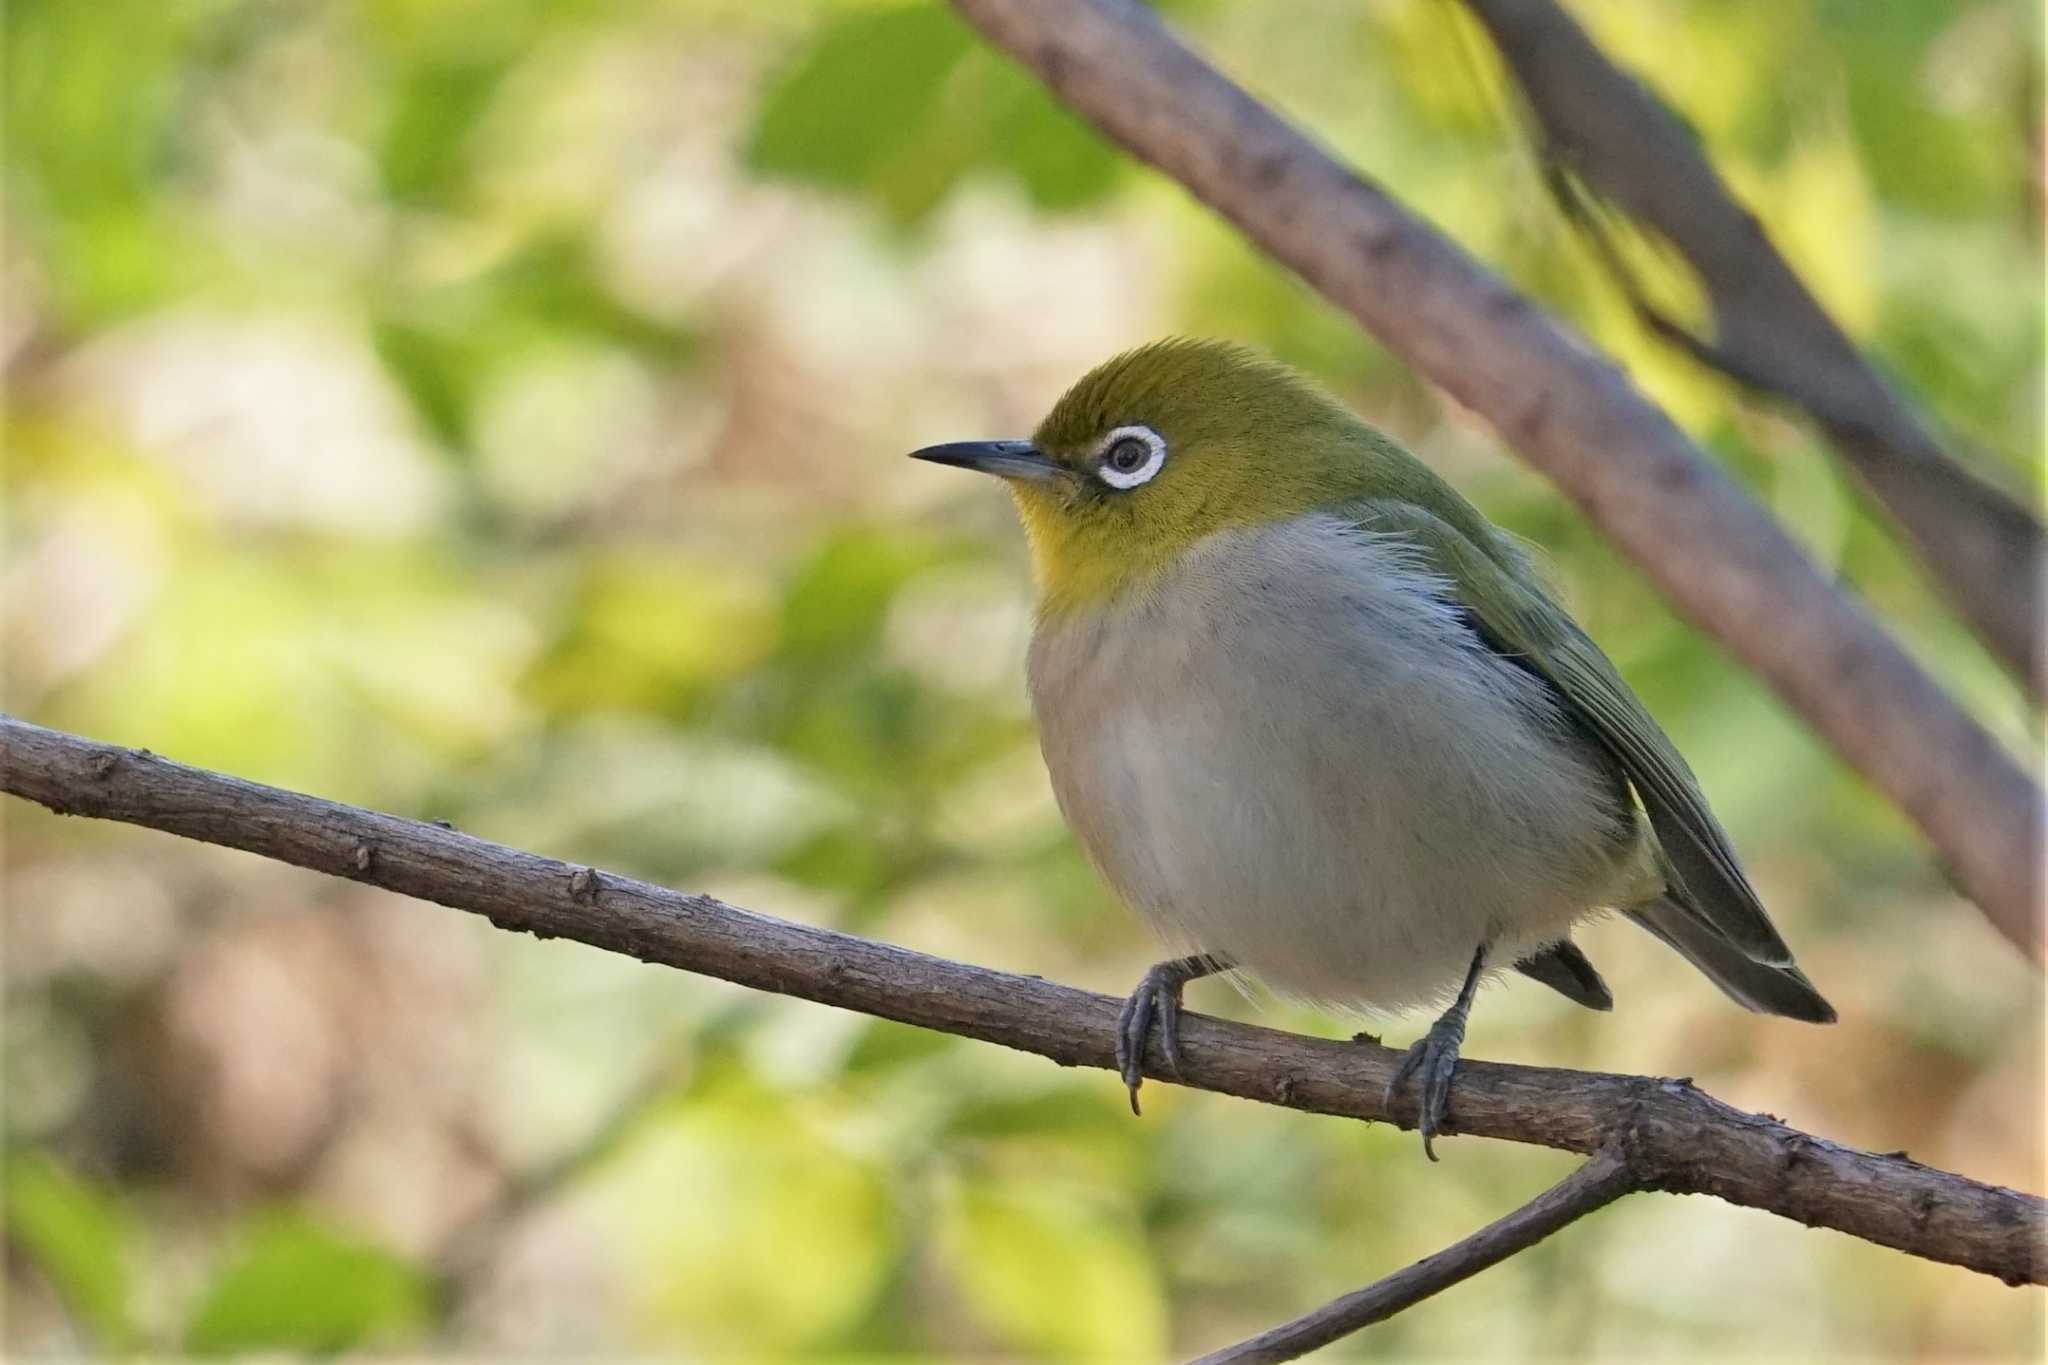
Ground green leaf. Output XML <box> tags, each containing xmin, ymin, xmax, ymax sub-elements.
<box><xmin>183</xmin><ymin>1213</ymin><xmax>430</xmax><ymax>1355</ymax></box>
<box><xmin>743</xmin><ymin>7</ymin><xmax>1121</xmax><ymax>223</ymax></box>
<box><xmin>372</xmin><ymin>318</ymin><xmax>474</xmax><ymax>451</ymax></box>
<box><xmin>942</xmin><ymin>1178</ymin><xmax>1166</xmax><ymax>1358</ymax></box>
<box><xmin>370</xmin><ymin>234</ymin><xmax>695</xmax><ymax>453</ymax></box>
<box><xmin>944</xmin><ymin>1089</ymin><xmax>1134</xmax><ymax>1141</ymax></box>
<box><xmin>3</xmin><ymin>1151</ymin><xmax>138</xmax><ymax>1350</ymax></box>
<box><xmin>776</xmin><ymin>527</ymin><xmax>962</xmax><ymax>665</ymax></box>
<box><xmin>379</xmin><ymin>54</ymin><xmax>508</xmax><ymax>203</ymax></box>
<box><xmin>525</xmin><ymin>551</ymin><xmax>780</xmax><ymax>718</ymax></box>
<box><xmin>4</xmin><ymin>0</ymin><xmax>184</xmax><ymax>219</ymax></box>
<box><xmin>486</xmin><ymin>234</ymin><xmax>696</xmax><ymax>357</ymax></box>
<box><xmin>841</xmin><ymin>1016</ymin><xmax>957</xmax><ymax>1073</ymax></box>
<box><xmin>594</xmin><ymin>1094</ymin><xmax>901</xmax><ymax>1350</ymax></box>
<box><xmin>978</xmin><ymin>56</ymin><xmax>1122</xmax><ymax>212</ymax></box>
<box><xmin>745</xmin><ymin>6</ymin><xmax>973</xmax><ymax>192</ymax></box>
<box><xmin>772</xmin><ymin>824</ymin><xmax>916</xmax><ymax>901</ymax></box>
<box><xmin>3</xmin><ymin>0</ymin><xmax>213</xmax><ymax>322</ymax></box>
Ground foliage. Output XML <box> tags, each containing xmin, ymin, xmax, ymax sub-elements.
<box><xmin>3</xmin><ymin>0</ymin><xmax>2039</xmax><ymax>1357</ymax></box>
<box><xmin>3</xmin><ymin>1154</ymin><xmax>139</xmax><ymax>1352</ymax></box>
<box><xmin>183</xmin><ymin>1214</ymin><xmax>432</xmax><ymax>1355</ymax></box>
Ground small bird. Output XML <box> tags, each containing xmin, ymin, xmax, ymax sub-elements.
<box><xmin>911</xmin><ymin>339</ymin><xmax>1833</xmax><ymax>1157</ymax></box>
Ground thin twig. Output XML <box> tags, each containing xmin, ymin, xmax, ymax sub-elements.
<box><xmin>1542</xmin><ymin>167</ymin><xmax>1815</xmax><ymax>396</ymax></box>
<box><xmin>942</xmin><ymin>0</ymin><xmax>2043</xmax><ymax>963</ymax></box>
<box><xmin>1461</xmin><ymin>0</ymin><xmax>2044</xmax><ymax>695</ymax></box>
<box><xmin>2</xmin><ymin>717</ymin><xmax>2039</xmax><ymax>1289</ymax></box>
<box><xmin>1195</xmin><ymin>1144</ymin><xmax>1641</xmax><ymax>1364</ymax></box>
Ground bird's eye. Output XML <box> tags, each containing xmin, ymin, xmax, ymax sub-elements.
<box><xmin>1093</xmin><ymin>425</ymin><xmax>1166</xmax><ymax>490</ymax></box>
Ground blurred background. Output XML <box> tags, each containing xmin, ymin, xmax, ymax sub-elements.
<box><xmin>3</xmin><ymin>0</ymin><xmax>2041</xmax><ymax>1357</ymax></box>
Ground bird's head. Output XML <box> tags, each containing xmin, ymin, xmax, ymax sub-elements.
<box><xmin>911</xmin><ymin>339</ymin><xmax>1396</xmax><ymax>614</ymax></box>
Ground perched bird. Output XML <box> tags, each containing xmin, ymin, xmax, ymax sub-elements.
<box><xmin>911</xmin><ymin>339</ymin><xmax>1833</xmax><ymax>1157</ymax></box>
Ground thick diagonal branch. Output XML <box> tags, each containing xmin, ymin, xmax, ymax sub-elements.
<box><xmin>1196</xmin><ymin>1144</ymin><xmax>1639</xmax><ymax>1364</ymax></box>
<box><xmin>2</xmin><ymin>717</ymin><xmax>2039</xmax><ymax>1290</ymax></box>
<box><xmin>942</xmin><ymin>0</ymin><xmax>2042</xmax><ymax>964</ymax></box>
<box><xmin>1461</xmin><ymin>0</ymin><xmax>2043</xmax><ymax>696</ymax></box>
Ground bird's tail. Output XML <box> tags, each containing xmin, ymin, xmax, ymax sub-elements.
<box><xmin>1626</xmin><ymin>897</ymin><xmax>1836</xmax><ymax>1023</ymax></box>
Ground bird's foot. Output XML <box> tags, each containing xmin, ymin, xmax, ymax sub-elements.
<box><xmin>1385</xmin><ymin>1009</ymin><xmax>1470</xmax><ymax>1162</ymax></box>
<box><xmin>1115</xmin><ymin>957</ymin><xmax>1212</xmax><ymax>1115</ymax></box>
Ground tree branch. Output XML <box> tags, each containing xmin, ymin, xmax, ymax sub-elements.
<box><xmin>1462</xmin><ymin>0</ymin><xmax>2045</xmax><ymax>697</ymax></box>
<box><xmin>942</xmin><ymin>0</ymin><xmax>2044</xmax><ymax>964</ymax></box>
<box><xmin>3</xmin><ymin>717</ymin><xmax>2040</xmax><ymax>1299</ymax></box>
<box><xmin>1195</xmin><ymin>1144</ymin><xmax>1640</xmax><ymax>1364</ymax></box>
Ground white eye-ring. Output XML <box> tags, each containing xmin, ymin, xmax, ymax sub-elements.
<box><xmin>1094</xmin><ymin>424</ymin><xmax>1167</xmax><ymax>490</ymax></box>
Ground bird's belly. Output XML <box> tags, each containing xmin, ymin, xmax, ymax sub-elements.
<box><xmin>1029</xmin><ymin>515</ymin><xmax>1639</xmax><ymax>1014</ymax></box>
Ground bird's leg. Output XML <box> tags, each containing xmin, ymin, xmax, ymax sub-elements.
<box><xmin>1115</xmin><ymin>954</ymin><xmax>1228</xmax><ymax>1115</ymax></box>
<box><xmin>1386</xmin><ymin>944</ymin><xmax>1488</xmax><ymax>1161</ymax></box>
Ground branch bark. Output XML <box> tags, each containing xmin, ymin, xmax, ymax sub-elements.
<box><xmin>3</xmin><ymin>716</ymin><xmax>2040</xmax><ymax>1297</ymax></box>
<box><xmin>1461</xmin><ymin>0</ymin><xmax>2044</xmax><ymax>697</ymax></box>
<box><xmin>942</xmin><ymin>0</ymin><xmax>2044</xmax><ymax>964</ymax></box>
<box><xmin>1196</xmin><ymin>1144</ymin><xmax>1639</xmax><ymax>1364</ymax></box>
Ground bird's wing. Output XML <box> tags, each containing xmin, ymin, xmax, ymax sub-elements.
<box><xmin>1627</xmin><ymin>900</ymin><xmax>1833</xmax><ymax>1021</ymax></box>
<box><xmin>1346</xmin><ymin>497</ymin><xmax>1793</xmax><ymax>966</ymax></box>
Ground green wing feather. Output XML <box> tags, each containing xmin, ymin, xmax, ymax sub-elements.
<box><xmin>1346</xmin><ymin>497</ymin><xmax>1794</xmax><ymax>967</ymax></box>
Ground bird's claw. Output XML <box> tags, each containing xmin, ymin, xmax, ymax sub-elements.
<box><xmin>1114</xmin><ymin>964</ymin><xmax>1190</xmax><ymax>1115</ymax></box>
<box><xmin>1385</xmin><ymin>1014</ymin><xmax>1468</xmax><ymax>1161</ymax></box>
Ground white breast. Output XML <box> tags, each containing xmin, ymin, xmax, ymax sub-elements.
<box><xmin>1028</xmin><ymin>513</ymin><xmax>1646</xmax><ymax>1014</ymax></box>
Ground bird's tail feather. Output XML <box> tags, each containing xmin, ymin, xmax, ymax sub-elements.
<box><xmin>1626</xmin><ymin>898</ymin><xmax>1836</xmax><ymax>1024</ymax></box>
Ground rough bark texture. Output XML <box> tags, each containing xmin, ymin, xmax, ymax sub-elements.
<box><xmin>1461</xmin><ymin>0</ymin><xmax>2044</xmax><ymax>696</ymax></box>
<box><xmin>943</xmin><ymin>0</ymin><xmax>2044</xmax><ymax>963</ymax></box>
<box><xmin>3</xmin><ymin>716</ymin><xmax>2039</xmax><ymax>1288</ymax></box>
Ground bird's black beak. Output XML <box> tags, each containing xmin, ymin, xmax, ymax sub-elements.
<box><xmin>907</xmin><ymin>439</ymin><xmax>1067</xmax><ymax>485</ymax></box>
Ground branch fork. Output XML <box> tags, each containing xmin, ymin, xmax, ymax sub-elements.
<box><xmin>943</xmin><ymin>0</ymin><xmax>2044</xmax><ymax>962</ymax></box>
<box><xmin>2</xmin><ymin>718</ymin><xmax>2038</xmax><ymax>1359</ymax></box>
